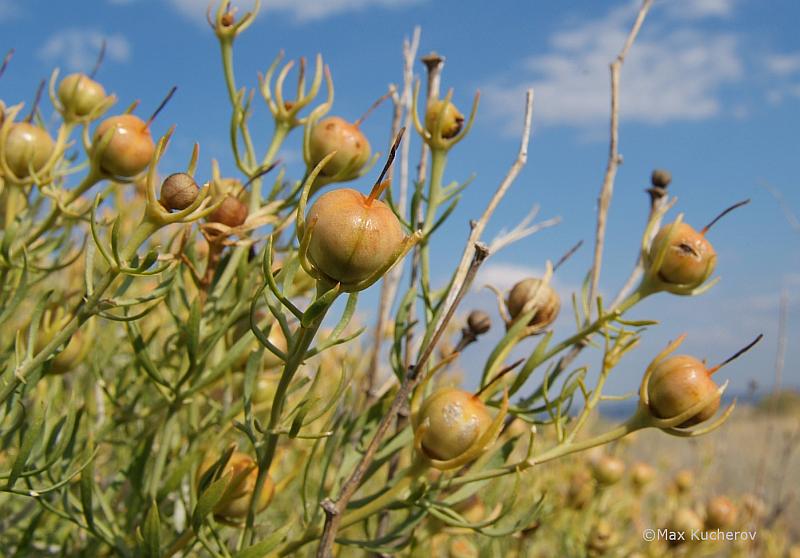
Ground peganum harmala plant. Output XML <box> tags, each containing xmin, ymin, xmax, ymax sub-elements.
<box><xmin>0</xmin><ymin>1</ymin><xmax>763</xmax><ymax>556</ymax></box>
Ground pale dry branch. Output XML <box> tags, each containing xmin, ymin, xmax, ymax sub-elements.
<box><xmin>587</xmin><ymin>0</ymin><xmax>653</xmax><ymax>315</ymax></box>
<box><xmin>436</xmin><ymin>88</ymin><xmax>535</xmax><ymax>333</ymax></box>
<box><xmin>489</xmin><ymin>203</ymin><xmax>561</xmax><ymax>254</ymax></box>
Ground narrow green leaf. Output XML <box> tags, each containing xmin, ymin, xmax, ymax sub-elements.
<box><xmin>509</xmin><ymin>331</ymin><xmax>554</xmax><ymax>396</ymax></box>
<box><xmin>142</xmin><ymin>499</ymin><xmax>161</xmax><ymax>558</ymax></box>
<box><xmin>6</xmin><ymin>401</ymin><xmax>46</xmax><ymax>489</ymax></box>
<box><xmin>80</xmin><ymin>444</ymin><xmax>95</xmax><ymax>530</ymax></box>
<box><xmin>192</xmin><ymin>474</ymin><xmax>229</xmax><ymax>532</ymax></box>
<box><xmin>186</xmin><ymin>298</ymin><xmax>201</xmax><ymax>363</ymax></box>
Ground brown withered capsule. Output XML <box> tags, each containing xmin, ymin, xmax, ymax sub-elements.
<box><xmin>160</xmin><ymin>172</ymin><xmax>199</xmax><ymax>211</ymax></box>
<box><xmin>209</xmin><ymin>195</ymin><xmax>248</xmax><ymax>228</ymax></box>
<box><xmin>466</xmin><ymin>310</ymin><xmax>491</xmax><ymax>336</ymax></box>
<box><xmin>651</xmin><ymin>168</ymin><xmax>672</xmax><ymax>189</ymax></box>
<box><xmin>507</xmin><ymin>278</ymin><xmax>560</xmax><ymax>330</ymax></box>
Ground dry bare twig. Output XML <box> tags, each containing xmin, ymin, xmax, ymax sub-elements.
<box><xmin>587</xmin><ymin>0</ymin><xmax>653</xmax><ymax>314</ymax></box>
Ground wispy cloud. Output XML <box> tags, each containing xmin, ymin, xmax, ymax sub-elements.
<box><xmin>662</xmin><ymin>0</ymin><xmax>736</xmax><ymax>20</ymax></box>
<box><xmin>765</xmin><ymin>52</ymin><xmax>800</xmax><ymax>76</ymax></box>
<box><xmin>0</xmin><ymin>0</ymin><xmax>21</xmax><ymax>22</ymax></box>
<box><xmin>763</xmin><ymin>52</ymin><xmax>800</xmax><ymax>105</ymax></box>
<box><xmin>37</xmin><ymin>30</ymin><xmax>131</xmax><ymax>72</ymax></box>
<box><xmin>169</xmin><ymin>0</ymin><xmax>424</xmax><ymax>25</ymax></box>
<box><xmin>484</xmin><ymin>2</ymin><xmax>742</xmax><ymax>133</ymax></box>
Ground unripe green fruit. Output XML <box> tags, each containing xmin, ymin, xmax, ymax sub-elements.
<box><xmin>209</xmin><ymin>195</ymin><xmax>248</xmax><ymax>228</ymax></box>
<box><xmin>425</xmin><ymin>99</ymin><xmax>464</xmax><ymax>139</ymax></box>
<box><xmin>647</xmin><ymin>355</ymin><xmax>720</xmax><ymax>427</ymax></box>
<box><xmin>309</xmin><ymin>117</ymin><xmax>370</xmax><ymax>179</ymax></box>
<box><xmin>507</xmin><ymin>278</ymin><xmax>560</xmax><ymax>329</ymax></box>
<box><xmin>705</xmin><ymin>496</ymin><xmax>737</xmax><ymax>529</ymax></box>
<box><xmin>306</xmin><ymin>188</ymin><xmax>404</xmax><ymax>284</ymax></box>
<box><xmin>160</xmin><ymin>172</ymin><xmax>199</xmax><ymax>211</ymax></box>
<box><xmin>58</xmin><ymin>73</ymin><xmax>107</xmax><ymax>117</ymax></box>
<box><xmin>650</xmin><ymin>222</ymin><xmax>716</xmax><ymax>287</ymax></box>
<box><xmin>4</xmin><ymin>122</ymin><xmax>55</xmax><ymax>178</ymax></box>
<box><xmin>417</xmin><ymin>388</ymin><xmax>492</xmax><ymax>461</ymax></box>
<box><xmin>196</xmin><ymin>452</ymin><xmax>274</xmax><ymax>520</ymax></box>
<box><xmin>591</xmin><ymin>455</ymin><xmax>625</xmax><ymax>486</ymax></box>
<box><xmin>93</xmin><ymin>114</ymin><xmax>154</xmax><ymax>177</ymax></box>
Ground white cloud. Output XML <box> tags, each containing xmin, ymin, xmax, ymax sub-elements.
<box><xmin>661</xmin><ymin>0</ymin><xmax>736</xmax><ymax>20</ymax></box>
<box><xmin>484</xmin><ymin>2</ymin><xmax>743</xmax><ymax>132</ymax></box>
<box><xmin>37</xmin><ymin>30</ymin><xmax>131</xmax><ymax>72</ymax></box>
<box><xmin>170</xmin><ymin>0</ymin><xmax>424</xmax><ymax>25</ymax></box>
<box><xmin>765</xmin><ymin>52</ymin><xmax>800</xmax><ymax>76</ymax></box>
<box><xmin>766</xmin><ymin>84</ymin><xmax>800</xmax><ymax>106</ymax></box>
<box><xmin>477</xmin><ymin>262</ymin><xmax>545</xmax><ymax>293</ymax></box>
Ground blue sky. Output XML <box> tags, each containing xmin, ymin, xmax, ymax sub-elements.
<box><xmin>2</xmin><ymin>0</ymin><xmax>799</xmax><ymax>399</ymax></box>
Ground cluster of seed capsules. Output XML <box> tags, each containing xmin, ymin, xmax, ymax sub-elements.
<box><xmin>407</xmin><ymin>168</ymin><xmax>757</xmax><ymax>471</ymax></box>
<box><xmin>1</xmin><ymin>47</ymin><xmax>755</xmax><ymax>523</ymax></box>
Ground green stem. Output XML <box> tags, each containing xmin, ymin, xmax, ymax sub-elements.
<box><xmin>513</xmin><ymin>281</ymin><xmax>656</xmax><ymax>400</ymax></box>
<box><xmin>3</xmin><ymin>185</ymin><xmax>22</xmax><ymax>230</ymax></box>
<box><xmin>252</xmin><ymin>121</ymin><xmax>289</xmax><ymax>212</ymax></box>
<box><xmin>447</xmin><ymin>410</ymin><xmax>649</xmax><ymax>489</ymax></box>
<box><xmin>219</xmin><ymin>39</ymin><xmax>238</xmax><ymax>107</ymax></box>
<box><xmin>419</xmin><ymin>149</ymin><xmax>447</xmax><ymax>319</ymax></box>
<box><xmin>240</xmin><ymin>285</ymin><xmax>337</xmax><ymax>548</ymax></box>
